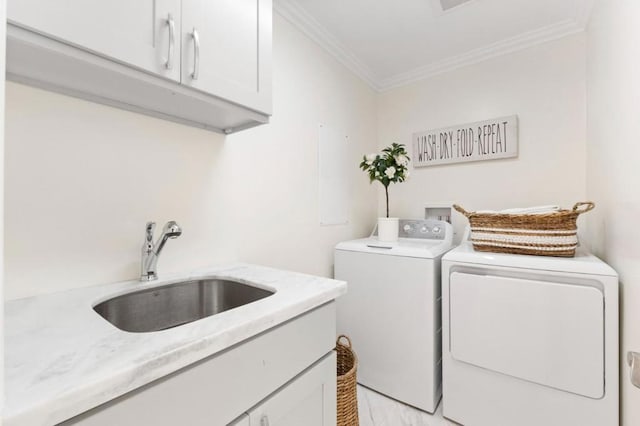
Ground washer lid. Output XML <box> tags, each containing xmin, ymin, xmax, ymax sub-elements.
<box><xmin>335</xmin><ymin>237</ymin><xmax>451</xmax><ymax>259</ymax></box>
<box><xmin>442</xmin><ymin>242</ymin><xmax>617</xmax><ymax>276</ymax></box>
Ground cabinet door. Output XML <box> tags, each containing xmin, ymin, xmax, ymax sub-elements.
<box><xmin>7</xmin><ymin>0</ymin><xmax>181</xmax><ymax>81</ymax></box>
<box><xmin>182</xmin><ymin>0</ymin><xmax>272</xmax><ymax>114</ymax></box>
<box><xmin>248</xmin><ymin>353</ymin><xmax>336</xmax><ymax>426</ymax></box>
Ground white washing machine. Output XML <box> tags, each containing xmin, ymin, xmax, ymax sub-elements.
<box><xmin>335</xmin><ymin>219</ymin><xmax>453</xmax><ymax>413</ymax></box>
<box><xmin>442</xmin><ymin>243</ymin><xmax>619</xmax><ymax>426</ymax></box>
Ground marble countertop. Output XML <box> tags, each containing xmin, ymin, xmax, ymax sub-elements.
<box><xmin>4</xmin><ymin>263</ymin><xmax>347</xmax><ymax>426</ymax></box>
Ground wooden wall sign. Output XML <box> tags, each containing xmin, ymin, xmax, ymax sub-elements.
<box><xmin>412</xmin><ymin>115</ymin><xmax>518</xmax><ymax>167</ymax></box>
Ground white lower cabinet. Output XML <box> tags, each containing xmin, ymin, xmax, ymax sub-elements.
<box><xmin>246</xmin><ymin>353</ymin><xmax>336</xmax><ymax>426</ymax></box>
<box><xmin>60</xmin><ymin>303</ymin><xmax>337</xmax><ymax>426</ymax></box>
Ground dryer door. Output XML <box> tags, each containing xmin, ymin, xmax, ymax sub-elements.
<box><xmin>449</xmin><ymin>272</ymin><xmax>604</xmax><ymax>398</ymax></box>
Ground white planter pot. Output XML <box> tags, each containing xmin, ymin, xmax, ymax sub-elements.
<box><xmin>378</xmin><ymin>217</ymin><xmax>399</xmax><ymax>242</ymax></box>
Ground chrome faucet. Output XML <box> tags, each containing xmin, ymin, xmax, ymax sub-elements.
<box><xmin>141</xmin><ymin>221</ymin><xmax>182</xmax><ymax>281</ymax></box>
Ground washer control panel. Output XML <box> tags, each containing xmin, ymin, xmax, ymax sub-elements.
<box><xmin>372</xmin><ymin>219</ymin><xmax>448</xmax><ymax>240</ymax></box>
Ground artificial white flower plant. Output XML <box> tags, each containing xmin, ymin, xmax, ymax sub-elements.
<box><xmin>360</xmin><ymin>143</ymin><xmax>411</xmax><ymax>217</ymax></box>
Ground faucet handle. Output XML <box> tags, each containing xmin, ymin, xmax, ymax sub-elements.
<box><xmin>144</xmin><ymin>222</ymin><xmax>156</xmax><ymax>245</ymax></box>
<box><xmin>145</xmin><ymin>222</ymin><xmax>156</xmax><ymax>240</ymax></box>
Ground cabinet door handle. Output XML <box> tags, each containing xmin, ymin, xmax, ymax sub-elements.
<box><xmin>165</xmin><ymin>14</ymin><xmax>175</xmax><ymax>70</ymax></box>
<box><xmin>260</xmin><ymin>415</ymin><xmax>269</xmax><ymax>426</ymax></box>
<box><xmin>191</xmin><ymin>27</ymin><xmax>200</xmax><ymax>80</ymax></box>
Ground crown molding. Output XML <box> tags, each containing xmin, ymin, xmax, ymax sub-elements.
<box><xmin>377</xmin><ymin>18</ymin><xmax>584</xmax><ymax>91</ymax></box>
<box><xmin>273</xmin><ymin>0</ymin><xmax>381</xmax><ymax>90</ymax></box>
<box><xmin>274</xmin><ymin>0</ymin><xmax>592</xmax><ymax>93</ymax></box>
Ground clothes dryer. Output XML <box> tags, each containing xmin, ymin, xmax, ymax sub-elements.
<box><xmin>442</xmin><ymin>243</ymin><xmax>618</xmax><ymax>426</ymax></box>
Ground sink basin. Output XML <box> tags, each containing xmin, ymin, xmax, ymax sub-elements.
<box><xmin>94</xmin><ymin>279</ymin><xmax>275</xmax><ymax>332</ymax></box>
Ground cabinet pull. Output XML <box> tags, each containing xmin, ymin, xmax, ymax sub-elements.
<box><xmin>191</xmin><ymin>28</ymin><xmax>200</xmax><ymax>80</ymax></box>
<box><xmin>260</xmin><ymin>415</ymin><xmax>269</xmax><ymax>426</ymax></box>
<box><xmin>165</xmin><ymin>14</ymin><xmax>175</xmax><ymax>70</ymax></box>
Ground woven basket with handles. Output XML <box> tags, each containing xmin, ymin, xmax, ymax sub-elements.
<box><xmin>453</xmin><ymin>202</ymin><xmax>595</xmax><ymax>257</ymax></box>
<box><xmin>336</xmin><ymin>335</ymin><xmax>359</xmax><ymax>426</ymax></box>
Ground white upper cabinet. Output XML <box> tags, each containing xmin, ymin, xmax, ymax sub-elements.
<box><xmin>182</xmin><ymin>0</ymin><xmax>272</xmax><ymax>114</ymax></box>
<box><xmin>6</xmin><ymin>0</ymin><xmax>272</xmax><ymax>133</ymax></box>
<box><xmin>8</xmin><ymin>0</ymin><xmax>182</xmax><ymax>82</ymax></box>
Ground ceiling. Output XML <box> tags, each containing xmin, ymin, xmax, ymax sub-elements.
<box><xmin>274</xmin><ymin>0</ymin><xmax>594</xmax><ymax>91</ymax></box>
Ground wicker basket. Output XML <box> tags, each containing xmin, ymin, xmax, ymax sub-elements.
<box><xmin>336</xmin><ymin>335</ymin><xmax>359</xmax><ymax>426</ymax></box>
<box><xmin>453</xmin><ymin>202</ymin><xmax>595</xmax><ymax>257</ymax></box>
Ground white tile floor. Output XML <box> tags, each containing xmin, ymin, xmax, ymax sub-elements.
<box><xmin>357</xmin><ymin>385</ymin><xmax>459</xmax><ymax>426</ymax></box>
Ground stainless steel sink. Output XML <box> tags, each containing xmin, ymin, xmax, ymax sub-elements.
<box><xmin>94</xmin><ymin>279</ymin><xmax>274</xmax><ymax>332</ymax></box>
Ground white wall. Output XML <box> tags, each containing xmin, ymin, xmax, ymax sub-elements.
<box><xmin>376</xmin><ymin>34</ymin><xmax>587</xmax><ymax>238</ymax></box>
<box><xmin>586</xmin><ymin>1</ymin><xmax>640</xmax><ymax>424</ymax></box>
<box><xmin>4</xmin><ymin>13</ymin><xmax>378</xmax><ymax>300</ymax></box>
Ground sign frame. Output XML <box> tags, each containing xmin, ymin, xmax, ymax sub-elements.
<box><xmin>412</xmin><ymin>115</ymin><xmax>518</xmax><ymax>168</ymax></box>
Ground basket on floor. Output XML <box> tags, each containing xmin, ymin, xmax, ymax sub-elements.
<box><xmin>336</xmin><ymin>335</ymin><xmax>359</xmax><ymax>426</ymax></box>
<box><xmin>453</xmin><ymin>202</ymin><xmax>595</xmax><ymax>257</ymax></box>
